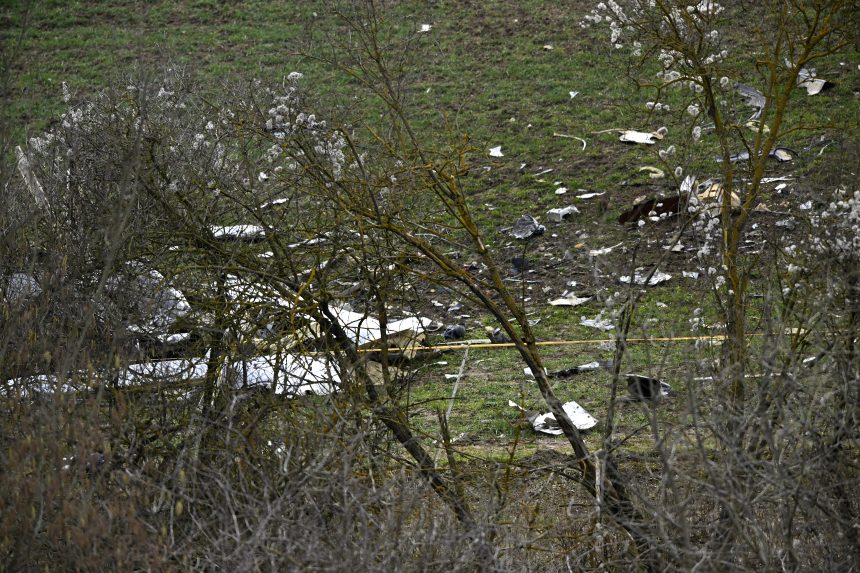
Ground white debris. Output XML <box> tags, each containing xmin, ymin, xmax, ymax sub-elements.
<box><xmin>683</xmin><ymin>271</ymin><xmax>700</xmax><ymax>279</ymax></box>
<box><xmin>546</xmin><ymin>205</ymin><xmax>579</xmax><ymax>222</ymax></box>
<box><xmin>619</xmin><ymin>269</ymin><xmax>672</xmax><ymax>286</ymax></box>
<box><xmin>260</xmin><ymin>197</ymin><xmax>289</xmax><ymax>209</ymax></box>
<box><xmin>576</xmin><ymin>191</ymin><xmax>605</xmax><ymax>199</ymax></box>
<box><xmin>548</xmin><ymin>293</ymin><xmax>591</xmax><ymax>307</ymax></box>
<box><xmin>580</xmin><ymin>316</ymin><xmax>615</xmax><ymax>331</ymax></box>
<box><xmin>569</xmin><ymin>91</ymin><xmax>579</xmax><ymax>99</ymax></box>
<box><xmin>419</xmin><ymin>24</ymin><xmax>432</xmax><ymax>32</ymax></box>
<box><xmin>489</xmin><ymin>146</ymin><xmax>504</xmax><ymax>157</ymax></box>
<box><xmin>508</xmin><ymin>399</ymin><xmax>598</xmax><ymax>433</ymax></box>
<box><xmin>797</xmin><ymin>68</ymin><xmax>833</xmax><ymax>95</ymax></box>
<box><xmin>237</xmin><ymin>354</ymin><xmax>339</xmax><ymax>396</ymax></box>
<box><xmin>330</xmin><ymin>305</ymin><xmax>430</xmax><ymax>348</ymax></box>
<box><xmin>619</xmin><ymin>130</ymin><xmax>663</xmax><ymax>145</ymax></box>
<box><xmin>210</xmin><ymin>224</ymin><xmax>266</xmax><ymax>240</ymax></box>
<box><xmin>588</xmin><ymin>242</ymin><xmax>622</xmax><ymax>257</ymax></box>
<box><xmin>534</xmin><ymin>401</ymin><xmax>598</xmax><ymax>433</ymax></box>
<box><xmin>554</xmin><ymin>186</ymin><xmax>568</xmax><ymax>195</ymax></box>
<box><xmin>523</xmin><ymin>367</ymin><xmax>549</xmax><ymax>379</ymax></box>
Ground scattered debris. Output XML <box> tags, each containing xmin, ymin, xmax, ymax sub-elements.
<box><xmin>237</xmin><ymin>354</ymin><xmax>339</xmax><ymax>396</ymax></box>
<box><xmin>489</xmin><ymin>146</ymin><xmax>504</xmax><ymax>157</ymax></box>
<box><xmin>569</xmin><ymin>91</ymin><xmax>579</xmax><ymax>99</ymax></box>
<box><xmin>510</xmin><ymin>215</ymin><xmax>546</xmax><ymax>239</ymax></box>
<box><xmin>546</xmin><ymin>205</ymin><xmax>579</xmax><ymax>222</ymax></box>
<box><xmin>797</xmin><ymin>68</ymin><xmax>835</xmax><ymax>95</ymax></box>
<box><xmin>554</xmin><ymin>186</ymin><xmax>568</xmax><ymax>195</ymax></box>
<box><xmin>509</xmin><ymin>400</ymin><xmax>598</xmax><ymax>433</ymax></box>
<box><xmin>625</xmin><ymin>374</ymin><xmax>670</xmax><ymax>402</ymax></box>
<box><xmin>511</xmin><ymin>256</ymin><xmax>529</xmax><ymax>274</ymax></box>
<box><xmin>639</xmin><ymin>166</ymin><xmax>665</xmax><ymax>179</ymax></box>
<box><xmin>542</xmin><ymin>44</ymin><xmax>554</xmax><ymax>50</ymax></box>
<box><xmin>736</xmin><ymin>83</ymin><xmax>765</xmax><ymax>121</ymax></box>
<box><xmin>109</xmin><ymin>263</ymin><xmax>191</xmax><ymax>334</ymax></box>
<box><xmin>330</xmin><ymin>305</ymin><xmax>431</xmax><ymax>349</ymax></box>
<box><xmin>549</xmin><ymin>360</ymin><xmax>612</xmax><ymax>377</ymax></box>
<box><xmin>443</xmin><ymin>324</ymin><xmax>466</xmax><ymax>340</ymax></box>
<box><xmin>523</xmin><ymin>367</ymin><xmax>548</xmax><ymax>379</ymax></box>
<box><xmin>588</xmin><ymin>242</ymin><xmax>622</xmax><ymax>257</ymax></box>
<box><xmin>720</xmin><ymin>147</ymin><xmax>796</xmax><ymax>163</ymax></box>
<box><xmin>259</xmin><ymin>197</ymin><xmax>289</xmax><ymax>209</ymax></box>
<box><xmin>419</xmin><ymin>23</ymin><xmax>432</xmax><ymax>33</ymax></box>
<box><xmin>693</xmin><ymin>179</ymin><xmax>740</xmax><ymax>214</ymax></box>
<box><xmin>548</xmin><ymin>292</ymin><xmax>591</xmax><ymax>307</ymax></box>
<box><xmin>619</xmin><ymin>269</ymin><xmax>672</xmax><ymax>286</ymax></box>
<box><xmin>580</xmin><ymin>315</ymin><xmax>614</xmax><ymax>331</ymax></box>
<box><xmin>486</xmin><ymin>327</ymin><xmax>510</xmax><ymax>344</ymax></box>
<box><xmin>618</xmin><ymin>194</ymin><xmax>685</xmax><ymax>224</ymax></box>
<box><xmin>619</xmin><ymin>130</ymin><xmax>664</xmax><ymax>145</ymax></box>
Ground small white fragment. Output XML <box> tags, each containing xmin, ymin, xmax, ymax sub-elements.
<box><xmin>546</xmin><ymin>205</ymin><xmax>579</xmax><ymax>222</ymax></box>
<box><xmin>524</xmin><ymin>367</ymin><xmax>548</xmax><ymax>379</ymax></box>
<box><xmin>576</xmin><ymin>191</ymin><xmax>605</xmax><ymax>199</ymax></box>
<box><xmin>588</xmin><ymin>242</ymin><xmax>622</xmax><ymax>257</ymax></box>
<box><xmin>489</xmin><ymin>146</ymin><xmax>504</xmax><ymax>157</ymax></box>
<box><xmin>569</xmin><ymin>91</ymin><xmax>579</xmax><ymax>99</ymax></box>
<box><xmin>554</xmin><ymin>187</ymin><xmax>568</xmax><ymax>195</ymax></box>
<box><xmin>419</xmin><ymin>24</ymin><xmax>432</xmax><ymax>32</ymax></box>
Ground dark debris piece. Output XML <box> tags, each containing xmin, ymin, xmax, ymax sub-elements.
<box><xmin>510</xmin><ymin>215</ymin><xmax>546</xmax><ymax>240</ymax></box>
<box><xmin>442</xmin><ymin>324</ymin><xmax>466</xmax><ymax>340</ymax></box>
<box><xmin>488</xmin><ymin>327</ymin><xmax>510</xmax><ymax>344</ymax></box>
<box><xmin>549</xmin><ymin>360</ymin><xmax>614</xmax><ymax>378</ymax></box>
<box><xmin>625</xmin><ymin>374</ymin><xmax>671</xmax><ymax>401</ymax></box>
<box><xmin>511</xmin><ymin>256</ymin><xmax>529</xmax><ymax>274</ymax></box>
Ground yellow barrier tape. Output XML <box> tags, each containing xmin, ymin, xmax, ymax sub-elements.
<box><xmin>358</xmin><ymin>332</ymin><xmax>765</xmax><ymax>353</ymax></box>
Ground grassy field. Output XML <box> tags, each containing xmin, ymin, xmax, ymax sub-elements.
<box><xmin>3</xmin><ymin>0</ymin><xmax>858</xmax><ymax>454</ymax></box>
